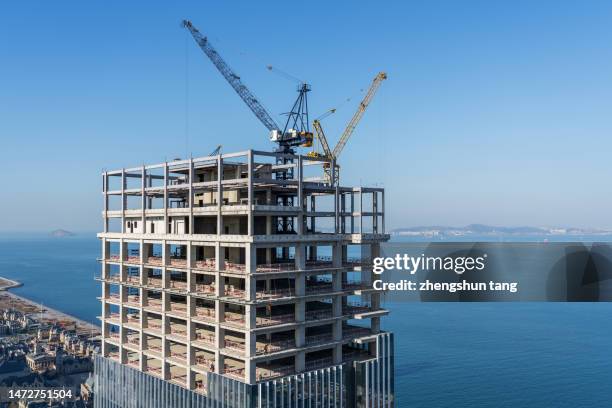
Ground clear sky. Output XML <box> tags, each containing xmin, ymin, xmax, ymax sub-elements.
<box><xmin>2</xmin><ymin>1</ymin><xmax>612</xmax><ymax>232</ymax></box>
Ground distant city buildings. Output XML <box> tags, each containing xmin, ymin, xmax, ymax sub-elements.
<box><xmin>0</xmin><ymin>307</ymin><xmax>99</xmax><ymax>407</ymax></box>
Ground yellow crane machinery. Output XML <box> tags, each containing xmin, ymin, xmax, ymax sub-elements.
<box><xmin>308</xmin><ymin>119</ymin><xmax>333</xmax><ymax>159</ymax></box>
<box><xmin>310</xmin><ymin>72</ymin><xmax>387</xmax><ymax>183</ymax></box>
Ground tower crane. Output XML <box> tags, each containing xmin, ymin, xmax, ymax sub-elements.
<box><xmin>209</xmin><ymin>145</ymin><xmax>222</xmax><ymax>156</ymax></box>
<box><xmin>182</xmin><ymin>20</ymin><xmax>312</xmax><ymax>153</ymax></box>
<box><xmin>310</xmin><ymin>72</ymin><xmax>387</xmax><ymax>183</ymax></box>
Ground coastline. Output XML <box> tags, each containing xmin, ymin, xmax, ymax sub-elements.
<box><xmin>0</xmin><ymin>277</ymin><xmax>100</xmax><ymax>335</ymax></box>
<box><xmin>0</xmin><ymin>277</ymin><xmax>22</xmax><ymax>291</ymax></box>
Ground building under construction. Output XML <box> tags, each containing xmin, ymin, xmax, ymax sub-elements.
<box><xmin>94</xmin><ymin>20</ymin><xmax>394</xmax><ymax>408</ymax></box>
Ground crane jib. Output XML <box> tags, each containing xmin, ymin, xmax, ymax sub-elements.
<box><xmin>184</xmin><ymin>20</ymin><xmax>281</xmax><ymax>133</ymax></box>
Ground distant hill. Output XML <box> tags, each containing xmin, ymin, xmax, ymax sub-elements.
<box><xmin>392</xmin><ymin>224</ymin><xmax>611</xmax><ymax>237</ymax></box>
<box><xmin>50</xmin><ymin>229</ymin><xmax>76</xmax><ymax>238</ymax></box>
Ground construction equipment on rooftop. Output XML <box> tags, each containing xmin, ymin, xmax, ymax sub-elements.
<box><xmin>209</xmin><ymin>144</ymin><xmax>222</xmax><ymax>156</ymax></box>
<box><xmin>182</xmin><ymin>20</ymin><xmax>312</xmax><ymax>153</ymax></box>
<box><xmin>309</xmin><ymin>72</ymin><xmax>387</xmax><ymax>183</ymax></box>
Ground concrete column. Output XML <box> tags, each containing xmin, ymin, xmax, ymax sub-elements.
<box><xmin>294</xmin><ymin>243</ymin><xmax>306</xmax><ymax>371</ymax></box>
<box><xmin>350</xmin><ymin>192</ymin><xmax>355</xmax><ymax>234</ymax></box>
<box><xmin>163</xmin><ymin>163</ymin><xmax>169</xmax><ymax>234</ymax></box>
<box><xmin>162</xmin><ymin>241</ymin><xmax>169</xmax><ymax>267</ymax></box>
<box><xmin>187</xmin><ymin>242</ymin><xmax>194</xmax><ymax>270</ymax></box>
<box><xmin>340</xmin><ymin>193</ymin><xmax>346</xmax><ymax>233</ymax></box>
<box><xmin>359</xmin><ymin>189</ymin><xmax>363</xmax><ymax>234</ymax></box>
<box><xmin>120</xmin><ymin>240</ymin><xmax>126</xmax><ymax>262</ymax></box>
<box><xmin>103</xmin><ymin>173</ymin><xmax>109</xmax><ymax>233</ymax></box>
<box><xmin>141</xmin><ymin>166</ymin><xmax>146</xmax><ymax>231</ymax></box>
<box><xmin>382</xmin><ymin>189</ymin><xmax>386</xmax><ymax>234</ymax></box>
<box><xmin>372</xmin><ymin>191</ymin><xmax>378</xmax><ymax>234</ymax></box>
<box><xmin>189</xmin><ymin>158</ymin><xmax>194</xmax><ymax>234</ymax></box>
<box><xmin>217</xmin><ymin>156</ymin><xmax>223</xmax><ymax>235</ymax></box>
<box><xmin>245</xmin><ymin>244</ymin><xmax>257</xmax><ymax>302</ymax></box>
<box><xmin>215</xmin><ymin>243</ymin><xmax>225</xmax><ymax>298</ymax></box>
<box><xmin>297</xmin><ymin>156</ymin><xmax>304</xmax><ymax>235</ymax></box>
<box><xmin>332</xmin><ymin>344</ymin><xmax>343</xmax><ymax>365</ymax></box>
<box><xmin>121</xmin><ymin>169</ymin><xmax>126</xmax><ymax>233</ymax></box>
<box><xmin>247</xmin><ymin>150</ymin><xmax>254</xmax><ymax>236</ymax></box>
<box><xmin>215</xmin><ymin>324</ymin><xmax>224</xmax><ymax>375</ymax></box>
<box><xmin>245</xmin><ymin>359</ymin><xmax>256</xmax><ymax>384</ymax></box>
<box><xmin>334</xmin><ymin>164</ymin><xmax>340</xmax><ymax>234</ymax></box>
<box><xmin>245</xmin><ymin>304</ymin><xmax>257</xmax><ymax>385</ymax></box>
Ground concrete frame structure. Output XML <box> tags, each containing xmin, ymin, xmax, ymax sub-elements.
<box><xmin>97</xmin><ymin>148</ymin><xmax>390</xmax><ymax>397</ymax></box>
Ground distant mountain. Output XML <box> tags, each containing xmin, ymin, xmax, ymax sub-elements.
<box><xmin>392</xmin><ymin>224</ymin><xmax>612</xmax><ymax>236</ymax></box>
<box><xmin>50</xmin><ymin>229</ymin><xmax>75</xmax><ymax>238</ymax></box>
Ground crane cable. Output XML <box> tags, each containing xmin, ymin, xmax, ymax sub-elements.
<box><xmin>184</xmin><ymin>30</ymin><xmax>190</xmax><ymax>159</ymax></box>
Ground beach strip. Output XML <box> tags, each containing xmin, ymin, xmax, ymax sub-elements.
<box><xmin>0</xmin><ymin>278</ymin><xmax>100</xmax><ymax>335</ymax></box>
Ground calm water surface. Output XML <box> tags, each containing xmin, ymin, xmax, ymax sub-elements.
<box><xmin>0</xmin><ymin>234</ymin><xmax>610</xmax><ymax>407</ymax></box>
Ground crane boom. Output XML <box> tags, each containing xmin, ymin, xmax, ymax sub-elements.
<box><xmin>182</xmin><ymin>20</ymin><xmax>281</xmax><ymax>132</ymax></box>
<box><xmin>312</xmin><ymin>120</ymin><xmax>332</xmax><ymax>158</ymax></box>
<box><xmin>331</xmin><ymin>72</ymin><xmax>387</xmax><ymax>158</ymax></box>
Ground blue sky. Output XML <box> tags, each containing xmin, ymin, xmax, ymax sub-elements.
<box><xmin>2</xmin><ymin>1</ymin><xmax>612</xmax><ymax>232</ymax></box>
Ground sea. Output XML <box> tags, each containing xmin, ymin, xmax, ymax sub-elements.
<box><xmin>0</xmin><ymin>233</ymin><xmax>611</xmax><ymax>407</ymax></box>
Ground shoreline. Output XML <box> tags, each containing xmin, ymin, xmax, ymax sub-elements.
<box><xmin>0</xmin><ymin>277</ymin><xmax>22</xmax><ymax>291</ymax></box>
<box><xmin>0</xmin><ymin>277</ymin><xmax>100</xmax><ymax>335</ymax></box>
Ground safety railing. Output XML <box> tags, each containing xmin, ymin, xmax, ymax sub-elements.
<box><xmin>126</xmin><ymin>295</ymin><xmax>140</xmax><ymax>306</ymax></box>
<box><xmin>170</xmin><ymin>351</ymin><xmax>188</xmax><ymax>362</ymax></box>
<box><xmin>196</xmin><ymin>356</ymin><xmax>215</xmax><ymax>371</ymax></box>
<box><xmin>256</xmin><ymin>364</ymin><xmax>294</xmax><ymax>381</ymax></box>
<box><xmin>305</xmin><ymin>357</ymin><xmax>333</xmax><ymax>371</ymax></box>
<box><xmin>169</xmin><ymin>258</ymin><xmax>188</xmax><ymax>267</ymax></box>
<box><xmin>224</xmin><ymin>366</ymin><xmax>245</xmax><ymax>381</ymax></box>
<box><xmin>256</xmin><ymin>314</ymin><xmax>295</xmax><ymax>327</ymax></box>
<box><xmin>169</xmin><ymin>280</ymin><xmax>188</xmax><ymax>290</ymax></box>
<box><xmin>146</xmin><ymin>256</ymin><xmax>163</xmax><ymax>266</ymax></box>
<box><xmin>169</xmin><ymin>326</ymin><xmax>187</xmax><ymax>338</ymax></box>
<box><xmin>147</xmin><ymin>277</ymin><xmax>163</xmax><ymax>288</ymax></box>
<box><xmin>255</xmin><ymin>262</ymin><xmax>296</xmax><ymax>273</ymax></box>
<box><xmin>146</xmin><ymin>299</ymin><xmax>163</xmax><ymax>311</ymax></box>
<box><xmin>126</xmin><ymin>255</ymin><xmax>140</xmax><ymax>264</ymax></box>
<box><xmin>256</xmin><ymin>288</ymin><xmax>295</xmax><ymax>300</ymax></box>
<box><xmin>195</xmin><ymin>332</ymin><xmax>215</xmax><ymax>345</ymax></box>
<box><xmin>126</xmin><ymin>275</ymin><xmax>140</xmax><ymax>284</ymax></box>
<box><xmin>305</xmin><ymin>310</ymin><xmax>333</xmax><ymax>321</ymax></box>
<box><xmin>224</xmin><ymin>339</ymin><xmax>246</xmax><ymax>353</ymax></box>
<box><xmin>305</xmin><ymin>333</ymin><xmax>333</xmax><ymax>345</ymax></box>
<box><xmin>169</xmin><ymin>304</ymin><xmax>188</xmax><ymax>316</ymax></box>
<box><xmin>194</xmin><ymin>258</ymin><xmax>216</xmax><ymax>270</ymax></box>
<box><xmin>224</xmin><ymin>262</ymin><xmax>247</xmax><ymax>273</ymax></box>
<box><xmin>194</xmin><ymin>283</ymin><xmax>215</xmax><ymax>294</ymax></box>
<box><xmin>224</xmin><ymin>287</ymin><xmax>246</xmax><ymax>298</ymax></box>
<box><xmin>256</xmin><ymin>339</ymin><xmax>295</xmax><ymax>355</ymax></box>
<box><xmin>194</xmin><ymin>307</ymin><xmax>216</xmax><ymax>321</ymax></box>
<box><xmin>223</xmin><ymin>313</ymin><xmax>245</xmax><ymax>327</ymax></box>
<box><xmin>127</xmin><ymin>335</ymin><xmax>140</xmax><ymax>346</ymax></box>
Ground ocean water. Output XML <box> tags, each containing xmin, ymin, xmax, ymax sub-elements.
<box><xmin>0</xmin><ymin>233</ymin><xmax>100</xmax><ymax>325</ymax></box>
<box><xmin>0</xmin><ymin>234</ymin><xmax>611</xmax><ymax>406</ymax></box>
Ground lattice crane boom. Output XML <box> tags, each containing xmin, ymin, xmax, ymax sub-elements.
<box><xmin>331</xmin><ymin>72</ymin><xmax>387</xmax><ymax>159</ymax></box>
<box><xmin>312</xmin><ymin>119</ymin><xmax>333</xmax><ymax>158</ymax></box>
<box><xmin>182</xmin><ymin>20</ymin><xmax>281</xmax><ymax>133</ymax></box>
